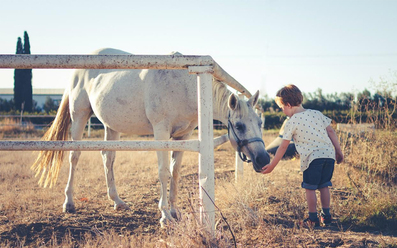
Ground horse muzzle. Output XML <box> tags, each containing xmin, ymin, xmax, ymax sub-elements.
<box><xmin>236</xmin><ymin>143</ymin><xmax>270</xmax><ymax>173</ymax></box>
<box><xmin>228</xmin><ymin>134</ymin><xmax>270</xmax><ymax>173</ymax></box>
<box><xmin>250</xmin><ymin>149</ymin><xmax>271</xmax><ymax>173</ymax></box>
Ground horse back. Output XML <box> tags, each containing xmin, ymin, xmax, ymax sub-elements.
<box><xmin>68</xmin><ymin>48</ymin><xmax>202</xmax><ymax>138</ymax></box>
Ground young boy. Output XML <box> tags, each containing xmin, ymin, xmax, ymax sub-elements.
<box><xmin>261</xmin><ymin>84</ymin><xmax>344</xmax><ymax>227</ymax></box>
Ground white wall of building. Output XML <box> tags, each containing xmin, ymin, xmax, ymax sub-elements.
<box><xmin>0</xmin><ymin>88</ymin><xmax>64</xmax><ymax>109</ymax></box>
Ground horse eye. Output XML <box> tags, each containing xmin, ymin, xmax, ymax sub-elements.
<box><xmin>235</xmin><ymin>122</ymin><xmax>245</xmax><ymax>131</ymax></box>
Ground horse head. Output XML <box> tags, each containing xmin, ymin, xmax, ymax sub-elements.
<box><xmin>227</xmin><ymin>90</ymin><xmax>271</xmax><ymax>172</ymax></box>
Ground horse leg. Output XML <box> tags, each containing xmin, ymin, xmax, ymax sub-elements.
<box><xmin>169</xmin><ymin>132</ymin><xmax>192</xmax><ymax>220</ymax></box>
<box><xmin>101</xmin><ymin>127</ymin><xmax>129</xmax><ymax>210</ymax></box>
<box><xmin>169</xmin><ymin>150</ymin><xmax>184</xmax><ymax>220</ymax></box>
<box><xmin>153</xmin><ymin>126</ymin><xmax>173</xmax><ymax>227</ymax></box>
<box><xmin>63</xmin><ymin>115</ymin><xmax>90</xmax><ymax>213</ymax></box>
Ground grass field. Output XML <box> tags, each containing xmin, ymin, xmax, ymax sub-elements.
<box><xmin>0</xmin><ymin>128</ymin><xmax>396</xmax><ymax>247</ymax></box>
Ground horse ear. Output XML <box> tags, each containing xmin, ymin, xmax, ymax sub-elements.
<box><xmin>248</xmin><ymin>90</ymin><xmax>260</xmax><ymax>107</ymax></box>
<box><xmin>228</xmin><ymin>93</ymin><xmax>239</xmax><ymax>111</ymax></box>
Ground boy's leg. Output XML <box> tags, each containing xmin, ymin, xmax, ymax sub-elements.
<box><xmin>305</xmin><ymin>189</ymin><xmax>317</xmax><ymax>212</ymax></box>
<box><xmin>304</xmin><ymin>189</ymin><xmax>320</xmax><ymax>227</ymax></box>
<box><xmin>318</xmin><ymin>159</ymin><xmax>334</xmax><ymax>225</ymax></box>
<box><xmin>319</xmin><ymin>186</ymin><xmax>332</xmax><ymax>224</ymax></box>
<box><xmin>302</xmin><ymin>159</ymin><xmax>332</xmax><ymax>227</ymax></box>
<box><xmin>319</xmin><ymin>186</ymin><xmax>330</xmax><ymax>209</ymax></box>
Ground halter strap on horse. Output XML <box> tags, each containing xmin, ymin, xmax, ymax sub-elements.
<box><xmin>227</xmin><ymin>117</ymin><xmax>264</xmax><ymax>163</ymax></box>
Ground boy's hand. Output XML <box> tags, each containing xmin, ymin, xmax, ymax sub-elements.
<box><xmin>336</xmin><ymin>151</ymin><xmax>344</xmax><ymax>164</ymax></box>
<box><xmin>261</xmin><ymin>163</ymin><xmax>275</xmax><ymax>174</ymax></box>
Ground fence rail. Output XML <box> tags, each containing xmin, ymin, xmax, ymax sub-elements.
<box><xmin>0</xmin><ymin>140</ymin><xmax>200</xmax><ymax>152</ymax></box>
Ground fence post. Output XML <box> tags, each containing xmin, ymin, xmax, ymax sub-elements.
<box><xmin>191</xmin><ymin>66</ymin><xmax>215</xmax><ymax>233</ymax></box>
<box><xmin>235</xmin><ymin>153</ymin><xmax>244</xmax><ymax>183</ymax></box>
<box><xmin>235</xmin><ymin>94</ymin><xmax>244</xmax><ymax>183</ymax></box>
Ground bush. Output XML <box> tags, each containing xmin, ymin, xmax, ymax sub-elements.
<box><xmin>262</xmin><ymin>112</ymin><xmax>287</xmax><ymax>130</ymax></box>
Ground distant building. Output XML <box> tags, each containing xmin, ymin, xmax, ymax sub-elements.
<box><xmin>0</xmin><ymin>88</ymin><xmax>64</xmax><ymax>110</ymax></box>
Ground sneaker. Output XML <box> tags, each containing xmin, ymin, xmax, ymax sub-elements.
<box><xmin>303</xmin><ymin>218</ymin><xmax>320</xmax><ymax>228</ymax></box>
<box><xmin>320</xmin><ymin>213</ymin><xmax>332</xmax><ymax>225</ymax></box>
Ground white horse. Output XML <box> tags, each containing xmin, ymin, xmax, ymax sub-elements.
<box><xmin>32</xmin><ymin>48</ymin><xmax>270</xmax><ymax>227</ymax></box>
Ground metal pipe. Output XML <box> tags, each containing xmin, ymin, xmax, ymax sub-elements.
<box><xmin>0</xmin><ymin>54</ymin><xmax>213</xmax><ymax>70</ymax></box>
<box><xmin>0</xmin><ymin>140</ymin><xmax>200</xmax><ymax>152</ymax></box>
<box><xmin>213</xmin><ymin>134</ymin><xmax>229</xmax><ymax>148</ymax></box>
<box><xmin>212</xmin><ymin>63</ymin><xmax>252</xmax><ymax>98</ymax></box>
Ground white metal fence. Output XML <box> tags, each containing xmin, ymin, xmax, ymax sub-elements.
<box><xmin>0</xmin><ymin>53</ymin><xmax>252</xmax><ymax>232</ymax></box>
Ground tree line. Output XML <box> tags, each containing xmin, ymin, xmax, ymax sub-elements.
<box><xmin>258</xmin><ymin>80</ymin><xmax>397</xmax><ymax>129</ymax></box>
<box><xmin>260</xmin><ymin>88</ymin><xmax>396</xmax><ymax>113</ymax></box>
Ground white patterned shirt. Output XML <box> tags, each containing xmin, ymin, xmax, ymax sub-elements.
<box><xmin>282</xmin><ymin>109</ymin><xmax>335</xmax><ymax>172</ymax></box>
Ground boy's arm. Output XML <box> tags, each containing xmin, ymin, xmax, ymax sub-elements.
<box><xmin>326</xmin><ymin>125</ymin><xmax>344</xmax><ymax>164</ymax></box>
<box><xmin>261</xmin><ymin>139</ymin><xmax>290</xmax><ymax>174</ymax></box>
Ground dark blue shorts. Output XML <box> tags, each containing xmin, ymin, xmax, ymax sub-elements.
<box><xmin>301</xmin><ymin>158</ymin><xmax>335</xmax><ymax>190</ymax></box>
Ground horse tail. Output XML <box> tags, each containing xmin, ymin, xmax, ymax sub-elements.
<box><xmin>31</xmin><ymin>90</ymin><xmax>71</xmax><ymax>188</ymax></box>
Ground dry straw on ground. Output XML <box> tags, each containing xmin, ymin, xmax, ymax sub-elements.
<box><xmin>0</xmin><ymin>128</ymin><xmax>396</xmax><ymax>247</ymax></box>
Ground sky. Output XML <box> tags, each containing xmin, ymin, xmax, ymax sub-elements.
<box><xmin>1</xmin><ymin>0</ymin><xmax>396</xmax><ymax>99</ymax></box>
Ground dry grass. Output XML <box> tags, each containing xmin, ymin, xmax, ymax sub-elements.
<box><xmin>0</xmin><ymin>118</ymin><xmax>40</xmax><ymax>140</ymax></box>
<box><xmin>340</xmin><ymin>129</ymin><xmax>397</xmax><ymax>183</ymax></box>
<box><xmin>0</xmin><ymin>130</ymin><xmax>396</xmax><ymax>247</ymax></box>
<box><xmin>0</xmin><ymin>118</ymin><xmax>35</xmax><ymax>133</ymax></box>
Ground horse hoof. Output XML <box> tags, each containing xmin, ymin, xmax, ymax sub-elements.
<box><xmin>170</xmin><ymin>209</ymin><xmax>181</xmax><ymax>220</ymax></box>
<box><xmin>63</xmin><ymin>204</ymin><xmax>76</xmax><ymax>213</ymax></box>
<box><xmin>114</xmin><ymin>202</ymin><xmax>130</xmax><ymax>211</ymax></box>
<box><xmin>160</xmin><ymin>217</ymin><xmax>172</xmax><ymax>228</ymax></box>
<box><xmin>160</xmin><ymin>216</ymin><xmax>176</xmax><ymax>228</ymax></box>
<box><xmin>160</xmin><ymin>218</ymin><xmax>167</xmax><ymax>228</ymax></box>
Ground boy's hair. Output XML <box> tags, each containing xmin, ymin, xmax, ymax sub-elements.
<box><xmin>275</xmin><ymin>84</ymin><xmax>303</xmax><ymax>107</ymax></box>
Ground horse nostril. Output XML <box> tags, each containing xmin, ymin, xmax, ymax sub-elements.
<box><xmin>265</xmin><ymin>153</ymin><xmax>271</xmax><ymax>164</ymax></box>
<box><xmin>255</xmin><ymin>156</ymin><xmax>262</xmax><ymax>166</ymax></box>
<box><xmin>255</xmin><ymin>152</ymin><xmax>271</xmax><ymax>166</ymax></box>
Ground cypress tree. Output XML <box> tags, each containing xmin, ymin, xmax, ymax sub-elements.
<box><xmin>22</xmin><ymin>31</ymin><xmax>33</xmax><ymax>112</ymax></box>
<box><xmin>14</xmin><ymin>37</ymin><xmax>23</xmax><ymax>111</ymax></box>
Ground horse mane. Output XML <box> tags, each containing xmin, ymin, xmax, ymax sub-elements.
<box><xmin>212</xmin><ymin>79</ymin><xmax>230</xmax><ymax>117</ymax></box>
<box><xmin>212</xmin><ymin>79</ymin><xmax>250</xmax><ymax>118</ymax></box>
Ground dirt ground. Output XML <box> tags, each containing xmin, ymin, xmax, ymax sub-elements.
<box><xmin>0</xmin><ymin>132</ymin><xmax>396</xmax><ymax>247</ymax></box>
